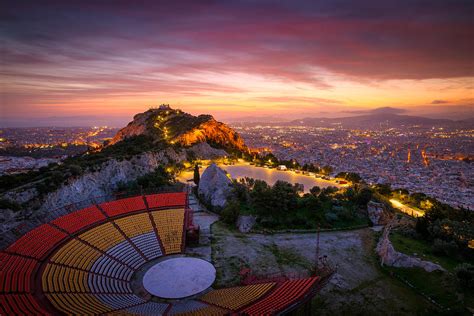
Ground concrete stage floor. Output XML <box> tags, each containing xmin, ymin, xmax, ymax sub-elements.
<box><xmin>143</xmin><ymin>257</ymin><xmax>216</xmax><ymax>299</ymax></box>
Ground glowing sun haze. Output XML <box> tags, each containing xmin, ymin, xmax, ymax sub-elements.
<box><xmin>1</xmin><ymin>0</ymin><xmax>473</xmax><ymax>126</ymax></box>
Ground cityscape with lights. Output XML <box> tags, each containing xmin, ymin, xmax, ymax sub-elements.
<box><xmin>1</xmin><ymin>1</ymin><xmax>473</xmax><ymax>315</ymax></box>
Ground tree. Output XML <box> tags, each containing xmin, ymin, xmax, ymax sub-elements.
<box><xmin>321</xmin><ymin>165</ymin><xmax>333</xmax><ymax>175</ymax></box>
<box><xmin>250</xmin><ymin>180</ymin><xmax>272</xmax><ymax>216</ymax></box>
<box><xmin>355</xmin><ymin>187</ymin><xmax>373</xmax><ymax>206</ymax></box>
<box><xmin>374</xmin><ymin>183</ymin><xmax>392</xmax><ymax>196</ymax></box>
<box><xmin>193</xmin><ymin>164</ymin><xmax>200</xmax><ymax>186</ymax></box>
<box><xmin>455</xmin><ymin>263</ymin><xmax>474</xmax><ymax>289</ymax></box>
<box><xmin>69</xmin><ymin>164</ymin><xmax>82</xmax><ymax>177</ymax></box>
<box><xmin>310</xmin><ymin>186</ymin><xmax>321</xmax><ymax>196</ymax></box>
<box><xmin>271</xmin><ymin>181</ymin><xmax>298</xmax><ymax>216</ymax></box>
<box><xmin>221</xmin><ymin>200</ymin><xmax>241</xmax><ymax>225</ymax></box>
<box><xmin>336</xmin><ymin>172</ymin><xmax>362</xmax><ymax>183</ymax></box>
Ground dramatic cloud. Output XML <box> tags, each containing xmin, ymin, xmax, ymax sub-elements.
<box><xmin>1</xmin><ymin>0</ymin><xmax>473</xmax><ymax>124</ymax></box>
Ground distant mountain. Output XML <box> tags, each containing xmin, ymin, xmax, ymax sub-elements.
<box><xmin>284</xmin><ymin>113</ymin><xmax>473</xmax><ymax>129</ymax></box>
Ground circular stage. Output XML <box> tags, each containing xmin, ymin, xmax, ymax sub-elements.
<box><xmin>143</xmin><ymin>257</ymin><xmax>216</xmax><ymax>299</ymax></box>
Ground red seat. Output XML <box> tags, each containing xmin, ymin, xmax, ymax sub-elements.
<box><xmin>146</xmin><ymin>192</ymin><xmax>186</xmax><ymax>209</ymax></box>
<box><xmin>51</xmin><ymin>205</ymin><xmax>106</xmax><ymax>234</ymax></box>
<box><xmin>0</xmin><ymin>252</ymin><xmax>38</xmax><ymax>292</ymax></box>
<box><xmin>242</xmin><ymin>277</ymin><xmax>319</xmax><ymax>315</ymax></box>
<box><xmin>120</xmin><ymin>196</ymin><xmax>146</xmax><ymax>213</ymax></box>
<box><xmin>99</xmin><ymin>200</ymin><xmax>125</xmax><ymax>217</ymax></box>
<box><xmin>0</xmin><ymin>294</ymin><xmax>50</xmax><ymax>315</ymax></box>
<box><xmin>6</xmin><ymin>224</ymin><xmax>67</xmax><ymax>259</ymax></box>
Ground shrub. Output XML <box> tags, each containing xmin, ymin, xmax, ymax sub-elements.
<box><xmin>0</xmin><ymin>199</ymin><xmax>21</xmax><ymax>212</ymax></box>
<box><xmin>221</xmin><ymin>200</ymin><xmax>241</xmax><ymax>225</ymax></box>
<box><xmin>454</xmin><ymin>263</ymin><xmax>474</xmax><ymax>289</ymax></box>
<box><xmin>432</xmin><ymin>239</ymin><xmax>459</xmax><ymax>257</ymax></box>
<box><xmin>68</xmin><ymin>164</ymin><xmax>82</xmax><ymax>176</ymax></box>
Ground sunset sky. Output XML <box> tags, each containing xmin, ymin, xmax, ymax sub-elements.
<box><xmin>1</xmin><ymin>0</ymin><xmax>473</xmax><ymax>126</ymax></box>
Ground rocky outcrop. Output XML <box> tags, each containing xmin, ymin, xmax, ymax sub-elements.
<box><xmin>2</xmin><ymin>144</ymin><xmax>228</xmax><ymax>227</ymax></box>
<box><xmin>108</xmin><ymin>106</ymin><xmax>249</xmax><ymax>153</ymax></box>
<box><xmin>367</xmin><ymin>200</ymin><xmax>391</xmax><ymax>225</ymax></box>
<box><xmin>109</xmin><ymin>111</ymin><xmax>149</xmax><ymax>145</ymax></box>
<box><xmin>186</xmin><ymin>142</ymin><xmax>228</xmax><ymax>160</ymax></box>
<box><xmin>236</xmin><ymin>215</ymin><xmax>256</xmax><ymax>233</ymax></box>
<box><xmin>376</xmin><ymin>223</ymin><xmax>444</xmax><ymax>272</ymax></box>
<box><xmin>198</xmin><ymin>163</ymin><xmax>234</xmax><ymax>210</ymax></box>
<box><xmin>39</xmin><ymin>148</ymin><xmax>184</xmax><ymax>213</ymax></box>
<box><xmin>175</xmin><ymin>118</ymin><xmax>247</xmax><ymax>152</ymax></box>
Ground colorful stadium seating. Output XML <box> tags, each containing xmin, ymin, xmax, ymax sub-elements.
<box><xmin>51</xmin><ymin>205</ymin><xmax>106</xmax><ymax>234</ymax></box>
<box><xmin>46</xmin><ymin>293</ymin><xmax>113</xmax><ymax>314</ymax></box>
<box><xmin>51</xmin><ymin>239</ymin><xmax>103</xmax><ymax>270</ymax></box>
<box><xmin>200</xmin><ymin>282</ymin><xmax>276</xmax><ymax>311</ymax></box>
<box><xmin>5</xmin><ymin>224</ymin><xmax>67</xmax><ymax>259</ymax></box>
<box><xmin>174</xmin><ymin>304</ymin><xmax>229</xmax><ymax>316</ymax></box>
<box><xmin>151</xmin><ymin>209</ymin><xmax>185</xmax><ymax>254</ymax></box>
<box><xmin>114</xmin><ymin>213</ymin><xmax>154</xmax><ymax>238</ymax></box>
<box><xmin>242</xmin><ymin>277</ymin><xmax>319</xmax><ymax>315</ymax></box>
<box><xmin>130</xmin><ymin>232</ymin><xmax>163</xmax><ymax>261</ymax></box>
<box><xmin>78</xmin><ymin>222</ymin><xmax>126</xmax><ymax>252</ymax></box>
<box><xmin>0</xmin><ymin>253</ymin><xmax>38</xmax><ymax>292</ymax></box>
<box><xmin>0</xmin><ymin>293</ymin><xmax>50</xmax><ymax>315</ymax></box>
<box><xmin>121</xmin><ymin>301</ymin><xmax>170</xmax><ymax>315</ymax></box>
<box><xmin>167</xmin><ymin>300</ymin><xmax>210</xmax><ymax>315</ymax></box>
<box><xmin>105</xmin><ymin>239</ymin><xmax>146</xmax><ymax>269</ymax></box>
<box><xmin>119</xmin><ymin>196</ymin><xmax>147</xmax><ymax>213</ymax></box>
<box><xmin>145</xmin><ymin>192</ymin><xmax>187</xmax><ymax>209</ymax></box>
<box><xmin>100</xmin><ymin>196</ymin><xmax>146</xmax><ymax>217</ymax></box>
<box><xmin>90</xmin><ymin>254</ymin><xmax>134</xmax><ymax>280</ymax></box>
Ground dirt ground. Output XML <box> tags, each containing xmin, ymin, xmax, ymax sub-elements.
<box><xmin>210</xmin><ymin>222</ymin><xmax>433</xmax><ymax>315</ymax></box>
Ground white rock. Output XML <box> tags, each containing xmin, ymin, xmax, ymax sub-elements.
<box><xmin>198</xmin><ymin>163</ymin><xmax>233</xmax><ymax>210</ymax></box>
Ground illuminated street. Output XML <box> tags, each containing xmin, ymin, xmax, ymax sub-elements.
<box><xmin>389</xmin><ymin>199</ymin><xmax>425</xmax><ymax>217</ymax></box>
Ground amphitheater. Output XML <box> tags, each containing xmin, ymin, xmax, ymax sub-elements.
<box><xmin>1</xmin><ymin>192</ymin><xmax>325</xmax><ymax>315</ymax></box>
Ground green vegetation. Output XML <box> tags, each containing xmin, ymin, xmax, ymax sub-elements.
<box><xmin>455</xmin><ymin>263</ymin><xmax>474</xmax><ymax>290</ymax></box>
<box><xmin>373</xmin><ymin>183</ymin><xmax>473</xmax><ymax>263</ymax></box>
<box><xmin>220</xmin><ymin>200</ymin><xmax>241</xmax><ymax>225</ymax></box>
<box><xmin>371</xmin><ymin>183</ymin><xmax>474</xmax><ymax>313</ymax></box>
<box><xmin>224</xmin><ymin>177</ymin><xmax>373</xmax><ymax>230</ymax></box>
<box><xmin>384</xmin><ymin>266</ymin><xmax>472</xmax><ymax>313</ymax></box>
<box><xmin>0</xmin><ymin>198</ymin><xmax>22</xmax><ymax>212</ymax></box>
<box><xmin>335</xmin><ymin>171</ymin><xmax>362</xmax><ymax>183</ymax></box>
<box><xmin>115</xmin><ymin>166</ymin><xmax>177</xmax><ymax>194</ymax></box>
<box><xmin>193</xmin><ymin>164</ymin><xmax>200</xmax><ymax>186</ymax></box>
<box><xmin>390</xmin><ymin>230</ymin><xmax>464</xmax><ymax>271</ymax></box>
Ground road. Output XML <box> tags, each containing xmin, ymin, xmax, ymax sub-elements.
<box><xmin>389</xmin><ymin>199</ymin><xmax>424</xmax><ymax>217</ymax></box>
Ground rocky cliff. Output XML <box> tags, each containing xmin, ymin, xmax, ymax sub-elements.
<box><xmin>109</xmin><ymin>106</ymin><xmax>248</xmax><ymax>153</ymax></box>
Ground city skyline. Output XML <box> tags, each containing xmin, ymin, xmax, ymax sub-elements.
<box><xmin>2</xmin><ymin>0</ymin><xmax>473</xmax><ymax>126</ymax></box>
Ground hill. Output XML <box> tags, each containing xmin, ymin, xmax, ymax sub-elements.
<box><xmin>109</xmin><ymin>105</ymin><xmax>248</xmax><ymax>153</ymax></box>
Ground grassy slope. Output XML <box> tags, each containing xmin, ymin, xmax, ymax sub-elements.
<box><xmin>390</xmin><ymin>231</ymin><xmax>463</xmax><ymax>271</ymax></box>
<box><xmin>388</xmin><ymin>231</ymin><xmax>473</xmax><ymax>312</ymax></box>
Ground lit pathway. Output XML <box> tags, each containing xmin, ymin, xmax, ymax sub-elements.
<box><xmin>389</xmin><ymin>199</ymin><xmax>424</xmax><ymax>217</ymax></box>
